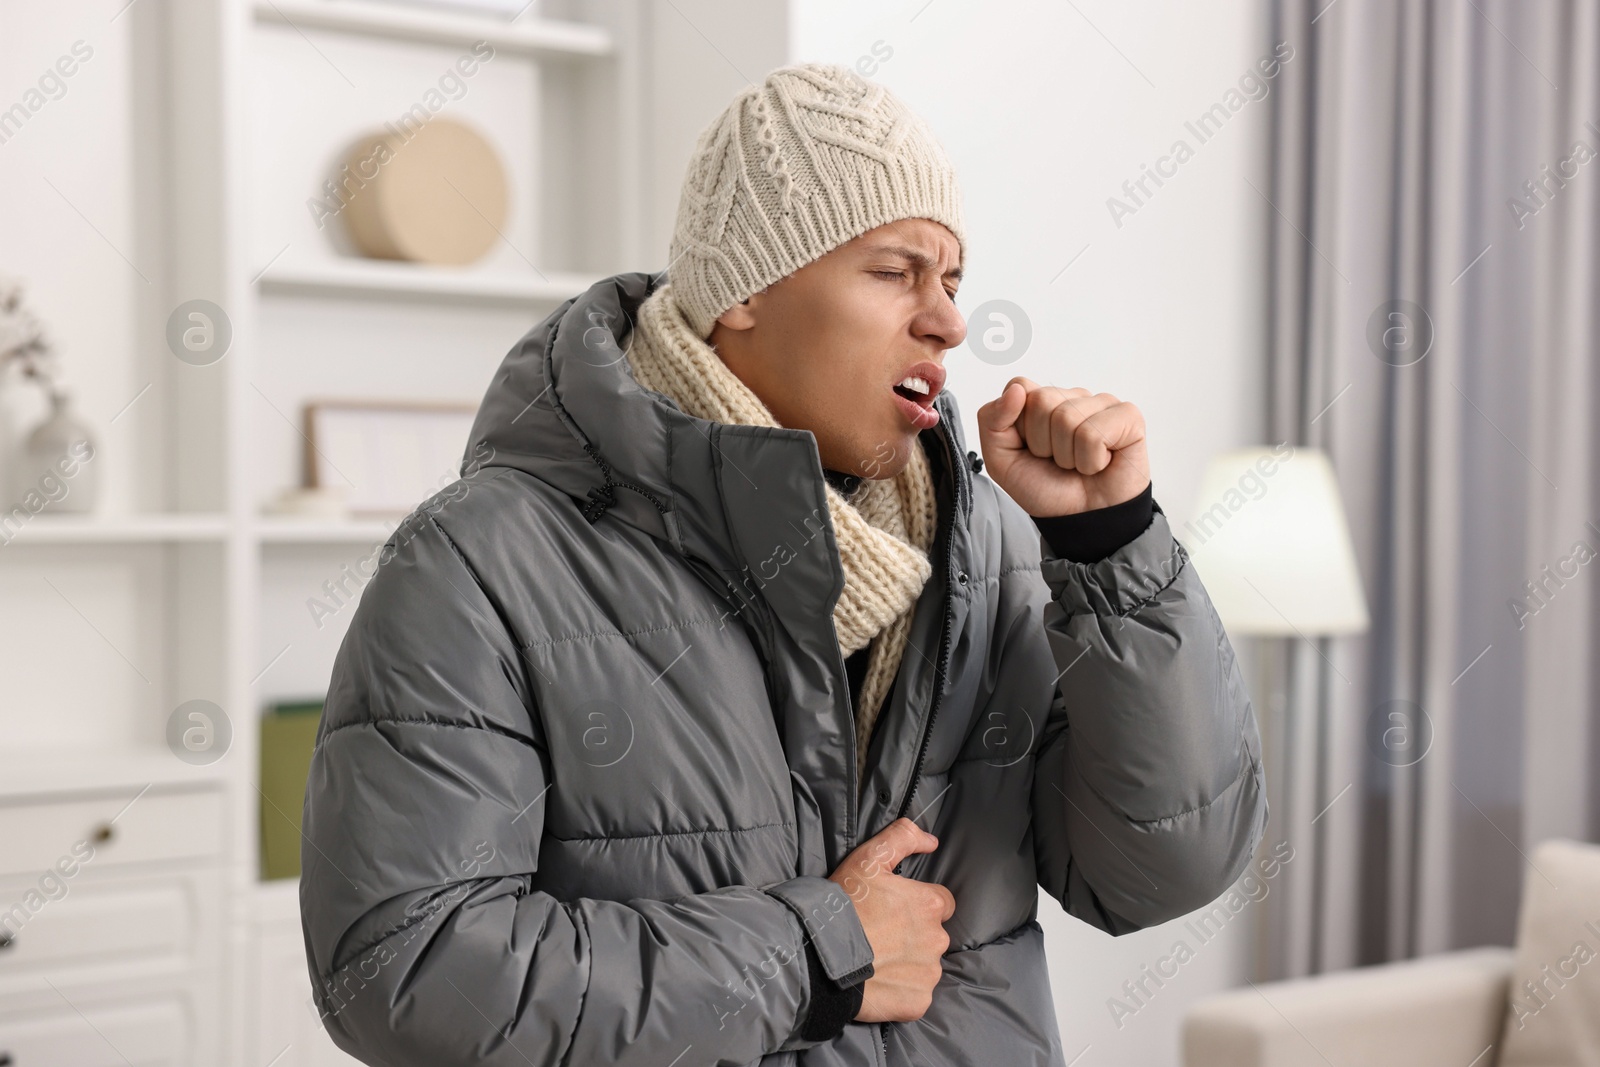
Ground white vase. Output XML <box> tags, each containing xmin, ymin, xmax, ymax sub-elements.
<box><xmin>0</xmin><ymin>371</ymin><xmax>47</xmax><ymax>507</ymax></box>
<box><xmin>20</xmin><ymin>391</ymin><xmax>98</xmax><ymax>513</ymax></box>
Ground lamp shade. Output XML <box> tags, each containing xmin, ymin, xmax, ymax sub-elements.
<box><xmin>1180</xmin><ymin>446</ymin><xmax>1369</xmax><ymax>636</ymax></box>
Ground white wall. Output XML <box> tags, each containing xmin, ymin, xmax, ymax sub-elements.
<box><xmin>0</xmin><ymin>1</ymin><xmax>163</xmax><ymax>519</ymax></box>
<box><xmin>0</xmin><ymin>1</ymin><xmax>176</xmax><ymax>748</ymax></box>
<box><xmin>791</xmin><ymin>3</ymin><xmax>1271</xmax><ymax>1064</ymax></box>
<box><xmin>635</xmin><ymin>0</ymin><xmax>791</xmax><ymax>267</ymax></box>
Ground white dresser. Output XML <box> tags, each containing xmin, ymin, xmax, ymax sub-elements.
<box><xmin>243</xmin><ymin>879</ymin><xmax>364</xmax><ymax>1067</ymax></box>
<box><xmin>0</xmin><ymin>751</ymin><xmax>228</xmax><ymax>1067</ymax></box>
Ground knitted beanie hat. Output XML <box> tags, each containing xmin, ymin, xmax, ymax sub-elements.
<box><xmin>667</xmin><ymin>62</ymin><xmax>967</xmax><ymax>339</ymax></box>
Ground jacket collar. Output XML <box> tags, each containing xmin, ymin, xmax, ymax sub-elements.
<box><xmin>465</xmin><ymin>269</ymin><xmax>973</xmax><ymax>611</ymax></box>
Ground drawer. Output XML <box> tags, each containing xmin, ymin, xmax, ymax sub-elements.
<box><xmin>0</xmin><ymin>786</ymin><xmax>224</xmax><ymax>877</ymax></box>
<box><xmin>0</xmin><ymin>871</ymin><xmax>215</xmax><ymax>979</ymax></box>
<box><xmin>252</xmin><ymin>903</ymin><xmax>366</xmax><ymax>1067</ymax></box>
<box><xmin>0</xmin><ymin>995</ymin><xmax>185</xmax><ymax>1065</ymax></box>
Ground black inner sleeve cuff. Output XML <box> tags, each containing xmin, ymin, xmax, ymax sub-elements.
<box><xmin>798</xmin><ymin>939</ymin><xmax>865</xmax><ymax>1043</ymax></box>
<box><xmin>1032</xmin><ymin>480</ymin><xmax>1157</xmax><ymax>563</ymax></box>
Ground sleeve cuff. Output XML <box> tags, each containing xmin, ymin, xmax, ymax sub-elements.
<box><xmin>1040</xmin><ymin>508</ymin><xmax>1188</xmax><ymax>617</ymax></box>
<box><xmin>763</xmin><ymin>876</ymin><xmax>874</xmax><ymax>986</ymax></box>
<box><xmin>1032</xmin><ymin>480</ymin><xmax>1157</xmax><ymax>563</ymax></box>
<box><xmin>798</xmin><ymin>939</ymin><xmax>865</xmax><ymax>1042</ymax></box>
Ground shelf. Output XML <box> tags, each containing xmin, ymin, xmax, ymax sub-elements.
<box><xmin>0</xmin><ymin>745</ymin><xmax>232</xmax><ymax>800</ymax></box>
<box><xmin>0</xmin><ymin>513</ymin><xmax>416</xmax><ymax>545</ymax></box>
<box><xmin>0</xmin><ymin>513</ymin><xmax>231</xmax><ymax>545</ymax></box>
<box><xmin>252</xmin><ymin>0</ymin><xmax>614</xmax><ymax>59</ymax></box>
<box><xmin>257</xmin><ymin>259</ymin><xmax>601</xmax><ymax>307</ymax></box>
<box><xmin>255</xmin><ymin>517</ymin><xmax>400</xmax><ymax>544</ymax></box>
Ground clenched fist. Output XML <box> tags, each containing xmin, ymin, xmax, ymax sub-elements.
<box><xmin>828</xmin><ymin>818</ymin><xmax>954</xmax><ymax>1023</ymax></box>
<box><xmin>975</xmin><ymin>376</ymin><xmax>1150</xmax><ymax>517</ymax></box>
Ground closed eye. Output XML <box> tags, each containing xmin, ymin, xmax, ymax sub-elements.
<box><xmin>872</xmin><ymin>269</ymin><xmax>959</xmax><ymax>303</ymax></box>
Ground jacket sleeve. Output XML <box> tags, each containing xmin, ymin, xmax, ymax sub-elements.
<box><xmin>983</xmin><ymin>481</ymin><xmax>1268</xmax><ymax>934</ymax></box>
<box><xmin>299</xmin><ymin>508</ymin><xmax>873</xmax><ymax>1066</ymax></box>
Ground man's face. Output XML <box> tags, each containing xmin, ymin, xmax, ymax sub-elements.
<box><xmin>708</xmin><ymin>218</ymin><xmax>966</xmax><ymax>480</ymax></box>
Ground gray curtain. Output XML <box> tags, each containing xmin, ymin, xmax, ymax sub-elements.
<box><xmin>1262</xmin><ymin>0</ymin><xmax>1600</xmax><ymax>978</ymax></box>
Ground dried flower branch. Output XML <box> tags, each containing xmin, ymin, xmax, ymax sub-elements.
<box><xmin>0</xmin><ymin>274</ymin><xmax>58</xmax><ymax>385</ymax></box>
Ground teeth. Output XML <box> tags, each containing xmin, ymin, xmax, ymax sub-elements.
<box><xmin>897</xmin><ymin>376</ymin><xmax>931</xmax><ymax>395</ymax></box>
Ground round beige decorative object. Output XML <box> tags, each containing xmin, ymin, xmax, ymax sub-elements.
<box><xmin>339</xmin><ymin>118</ymin><xmax>508</xmax><ymax>266</ymax></box>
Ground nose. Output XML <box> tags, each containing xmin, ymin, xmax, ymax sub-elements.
<box><xmin>916</xmin><ymin>284</ymin><xmax>966</xmax><ymax>351</ymax></box>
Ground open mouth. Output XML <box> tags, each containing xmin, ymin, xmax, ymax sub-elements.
<box><xmin>893</xmin><ymin>377</ymin><xmax>935</xmax><ymax>406</ymax></box>
<box><xmin>891</xmin><ymin>365</ymin><xmax>944</xmax><ymax>430</ymax></box>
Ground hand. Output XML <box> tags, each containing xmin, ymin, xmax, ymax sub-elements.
<box><xmin>975</xmin><ymin>377</ymin><xmax>1150</xmax><ymax>517</ymax></box>
<box><xmin>827</xmin><ymin>818</ymin><xmax>954</xmax><ymax>1023</ymax></box>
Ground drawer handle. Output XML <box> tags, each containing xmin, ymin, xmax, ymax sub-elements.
<box><xmin>0</xmin><ymin>932</ymin><xmax>14</xmax><ymax>950</ymax></box>
<box><xmin>91</xmin><ymin>821</ymin><xmax>116</xmax><ymax>845</ymax></box>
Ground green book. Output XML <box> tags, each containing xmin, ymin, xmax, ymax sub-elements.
<box><xmin>259</xmin><ymin>700</ymin><xmax>324</xmax><ymax>881</ymax></box>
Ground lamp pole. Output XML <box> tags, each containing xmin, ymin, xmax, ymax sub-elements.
<box><xmin>1184</xmin><ymin>445</ymin><xmax>1369</xmax><ymax>984</ymax></box>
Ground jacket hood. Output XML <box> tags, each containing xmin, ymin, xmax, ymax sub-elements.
<box><xmin>462</xmin><ymin>270</ymin><xmax>973</xmax><ymax>576</ymax></box>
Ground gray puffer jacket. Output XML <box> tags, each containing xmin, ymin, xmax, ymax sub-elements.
<box><xmin>299</xmin><ymin>270</ymin><xmax>1267</xmax><ymax>1066</ymax></box>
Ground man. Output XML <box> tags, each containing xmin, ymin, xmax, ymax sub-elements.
<box><xmin>300</xmin><ymin>62</ymin><xmax>1266</xmax><ymax>1066</ymax></box>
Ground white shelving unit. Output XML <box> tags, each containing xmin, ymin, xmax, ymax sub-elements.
<box><xmin>254</xmin><ymin>516</ymin><xmax>400</xmax><ymax>544</ymax></box>
<box><xmin>2</xmin><ymin>513</ymin><xmax>232</xmax><ymax>544</ymax></box>
<box><xmin>257</xmin><ymin>257</ymin><xmax>602</xmax><ymax>307</ymax></box>
<box><xmin>1</xmin><ymin>0</ymin><xmax>652</xmax><ymax>1063</ymax></box>
<box><xmin>227</xmin><ymin>3</ymin><xmax>642</xmax><ymax>1062</ymax></box>
<box><xmin>2</xmin><ymin>0</ymin><xmax>791</xmax><ymax>1060</ymax></box>
<box><xmin>253</xmin><ymin>0</ymin><xmax>615</xmax><ymax>57</ymax></box>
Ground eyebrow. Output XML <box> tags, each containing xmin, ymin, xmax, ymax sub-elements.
<box><xmin>862</xmin><ymin>243</ymin><xmax>964</xmax><ymax>282</ymax></box>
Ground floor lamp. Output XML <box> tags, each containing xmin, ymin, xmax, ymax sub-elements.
<box><xmin>1182</xmin><ymin>446</ymin><xmax>1369</xmax><ymax>982</ymax></box>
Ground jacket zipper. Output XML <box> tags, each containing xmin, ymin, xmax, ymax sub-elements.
<box><xmin>893</xmin><ymin>438</ymin><xmax>959</xmax><ymax>826</ymax></box>
<box><xmin>879</xmin><ymin>436</ymin><xmax>960</xmax><ymax>1067</ymax></box>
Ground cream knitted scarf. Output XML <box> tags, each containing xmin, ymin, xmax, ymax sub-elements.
<box><xmin>624</xmin><ymin>283</ymin><xmax>938</xmax><ymax>784</ymax></box>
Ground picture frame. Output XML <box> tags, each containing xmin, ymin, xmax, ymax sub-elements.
<box><xmin>302</xmin><ymin>399</ymin><xmax>479</xmax><ymax>516</ymax></box>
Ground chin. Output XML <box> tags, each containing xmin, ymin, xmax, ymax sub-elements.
<box><xmin>818</xmin><ymin>416</ymin><xmax>917</xmax><ymax>480</ymax></box>
<box><xmin>852</xmin><ymin>434</ymin><xmax>915</xmax><ymax>480</ymax></box>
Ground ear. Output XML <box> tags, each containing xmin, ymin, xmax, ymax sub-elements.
<box><xmin>715</xmin><ymin>293</ymin><xmax>761</xmax><ymax>331</ymax></box>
